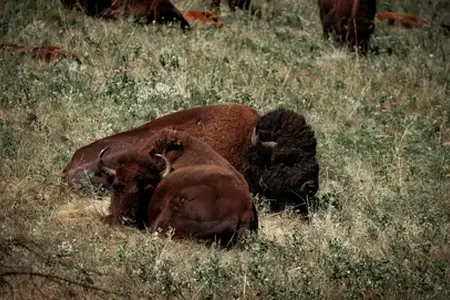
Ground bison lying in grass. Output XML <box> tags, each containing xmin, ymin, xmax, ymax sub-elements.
<box><xmin>98</xmin><ymin>129</ymin><xmax>258</xmax><ymax>247</ymax></box>
<box><xmin>63</xmin><ymin>103</ymin><xmax>319</xmax><ymax>214</ymax></box>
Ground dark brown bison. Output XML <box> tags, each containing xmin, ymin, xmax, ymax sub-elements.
<box><xmin>63</xmin><ymin>103</ymin><xmax>319</xmax><ymax>214</ymax></box>
<box><xmin>98</xmin><ymin>129</ymin><xmax>258</xmax><ymax>247</ymax></box>
<box><xmin>61</xmin><ymin>0</ymin><xmax>190</xmax><ymax>30</ymax></box>
<box><xmin>0</xmin><ymin>43</ymin><xmax>81</xmax><ymax>64</ymax></box>
<box><xmin>318</xmin><ymin>0</ymin><xmax>377</xmax><ymax>55</ymax></box>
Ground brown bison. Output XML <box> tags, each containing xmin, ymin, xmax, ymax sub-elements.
<box><xmin>0</xmin><ymin>43</ymin><xmax>81</xmax><ymax>64</ymax></box>
<box><xmin>98</xmin><ymin>129</ymin><xmax>258</xmax><ymax>247</ymax></box>
<box><xmin>318</xmin><ymin>0</ymin><xmax>377</xmax><ymax>55</ymax></box>
<box><xmin>63</xmin><ymin>103</ymin><xmax>259</xmax><ymax>187</ymax></box>
<box><xmin>376</xmin><ymin>12</ymin><xmax>429</xmax><ymax>28</ymax></box>
<box><xmin>63</xmin><ymin>103</ymin><xmax>319</xmax><ymax>214</ymax></box>
<box><xmin>60</xmin><ymin>0</ymin><xmax>190</xmax><ymax>30</ymax></box>
<box><xmin>181</xmin><ymin>10</ymin><xmax>224</xmax><ymax>29</ymax></box>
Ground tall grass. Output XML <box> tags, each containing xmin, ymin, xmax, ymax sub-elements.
<box><xmin>1</xmin><ymin>0</ymin><xmax>449</xmax><ymax>299</ymax></box>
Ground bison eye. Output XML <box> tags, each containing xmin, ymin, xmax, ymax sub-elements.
<box><xmin>143</xmin><ymin>184</ymin><xmax>154</xmax><ymax>193</ymax></box>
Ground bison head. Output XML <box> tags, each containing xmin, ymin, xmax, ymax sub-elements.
<box><xmin>243</xmin><ymin>108</ymin><xmax>319</xmax><ymax>214</ymax></box>
<box><xmin>97</xmin><ymin>147</ymin><xmax>171</xmax><ymax>228</ymax></box>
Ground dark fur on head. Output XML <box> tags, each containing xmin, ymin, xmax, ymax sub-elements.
<box><xmin>242</xmin><ymin>108</ymin><xmax>319</xmax><ymax>213</ymax></box>
<box><xmin>98</xmin><ymin>150</ymin><xmax>167</xmax><ymax>228</ymax></box>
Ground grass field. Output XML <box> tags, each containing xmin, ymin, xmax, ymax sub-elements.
<box><xmin>1</xmin><ymin>0</ymin><xmax>449</xmax><ymax>299</ymax></box>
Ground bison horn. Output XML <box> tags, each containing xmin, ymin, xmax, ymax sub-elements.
<box><xmin>251</xmin><ymin>127</ymin><xmax>258</xmax><ymax>146</ymax></box>
<box><xmin>98</xmin><ymin>147</ymin><xmax>117</xmax><ymax>177</ymax></box>
<box><xmin>250</xmin><ymin>127</ymin><xmax>277</xmax><ymax>148</ymax></box>
<box><xmin>261</xmin><ymin>141</ymin><xmax>278</xmax><ymax>148</ymax></box>
<box><xmin>155</xmin><ymin>154</ymin><xmax>171</xmax><ymax>178</ymax></box>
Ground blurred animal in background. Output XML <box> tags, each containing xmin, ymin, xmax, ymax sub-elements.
<box><xmin>0</xmin><ymin>43</ymin><xmax>81</xmax><ymax>64</ymax></box>
<box><xmin>376</xmin><ymin>12</ymin><xmax>429</xmax><ymax>28</ymax></box>
<box><xmin>318</xmin><ymin>0</ymin><xmax>377</xmax><ymax>55</ymax></box>
<box><xmin>60</xmin><ymin>0</ymin><xmax>191</xmax><ymax>30</ymax></box>
<box><xmin>181</xmin><ymin>10</ymin><xmax>223</xmax><ymax>29</ymax></box>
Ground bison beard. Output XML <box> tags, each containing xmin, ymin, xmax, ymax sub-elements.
<box><xmin>318</xmin><ymin>0</ymin><xmax>377</xmax><ymax>55</ymax></box>
<box><xmin>242</xmin><ymin>108</ymin><xmax>319</xmax><ymax>214</ymax></box>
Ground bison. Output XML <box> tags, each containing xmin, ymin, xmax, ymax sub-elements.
<box><xmin>180</xmin><ymin>10</ymin><xmax>224</xmax><ymax>29</ymax></box>
<box><xmin>63</xmin><ymin>103</ymin><xmax>259</xmax><ymax>188</ymax></box>
<box><xmin>318</xmin><ymin>0</ymin><xmax>377</xmax><ymax>55</ymax></box>
<box><xmin>63</xmin><ymin>103</ymin><xmax>319</xmax><ymax>214</ymax></box>
<box><xmin>0</xmin><ymin>43</ymin><xmax>81</xmax><ymax>64</ymax></box>
<box><xmin>376</xmin><ymin>12</ymin><xmax>429</xmax><ymax>28</ymax></box>
<box><xmin>98</xmin><ymin>129</ymin><xmax>258</xmax><ymax>247</ymax></box>
<box><xmin>60</xmin><ymin>0</ymin><xmax>190</xmax><ymax>30</ymax></box>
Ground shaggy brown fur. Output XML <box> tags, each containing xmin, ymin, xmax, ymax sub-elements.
<box><xmin>99</xmin><ymin>129</ymin><xmax>258</xmax><ymax>247</ymax></box>
<box><xmin>242</xmin><ymin>107</ymin><xmax>319</xmax><ymax>213</ymax></box>
<box><xmin>0</xmin><ymin>43</ymin><xmax>81</xmax><ymax>64</ymax></box>
<box><xmin>318</xmin><ymin>0</ymin><xmax>377</xmax><ymax>55</ymax></box>
<box><xmin>376</xmin><ymin>12</ymin><xmax>429</xmax><ymax>28</ymax></box>
<box><xmin>60</xmin><ymin>0</ymin><xmax>190</xmax><ymax>30</ymax></box>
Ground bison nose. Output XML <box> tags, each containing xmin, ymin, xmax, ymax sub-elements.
<box><xmin>300</xmin><ymin>180</ymin><xmax>318</xmax><ymax>196</ymax></box>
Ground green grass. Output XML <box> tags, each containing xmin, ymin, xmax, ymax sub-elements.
<box><xmin>1</xmin><ymin>0</ymin><xmax>449</xmax><ymax>299</ymax></box>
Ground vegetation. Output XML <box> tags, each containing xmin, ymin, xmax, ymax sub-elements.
<box><xmin>1</xmin><ymin>0</ymin><xmax>449</xmax><ymax>299</ymax></box>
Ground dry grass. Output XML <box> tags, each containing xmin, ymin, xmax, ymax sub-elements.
<box><xmin>1</xmin><ymin>0</ymin><xmax>450</xmax><ymax>299</ymax></box>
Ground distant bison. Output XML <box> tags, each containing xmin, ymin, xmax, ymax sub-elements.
<box><xmin>376</xmin><ymin>12</ymin><xmax>429</xmax><ymax>28</ymax></box>
<box><xmin>61</xmin><ymin>0</ymin><xmax>190</xmax><ymax>30</ymax></box>
<box><xmin>181</xmin><ymin>10</ymin><xmax>223</xmax><ymax>29</ymax></box>
<box><xmin>63</xmin><ymin>103</ymin><xmax>319</xmax><ymax>214</ymax></box>
<box><xmin>318</xmin><ymin>0</ymin><xmax>377</xmax><ymax>55</ymax></box>
<box><xmin>98</xmin><ymin>129</ymin><xmax>258</xmax><ymax>247</ymax></box>
<box><xmin>0</xmin><ymin>43</ymin><xmax>81</xmax><ymax>64</ymax></box>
